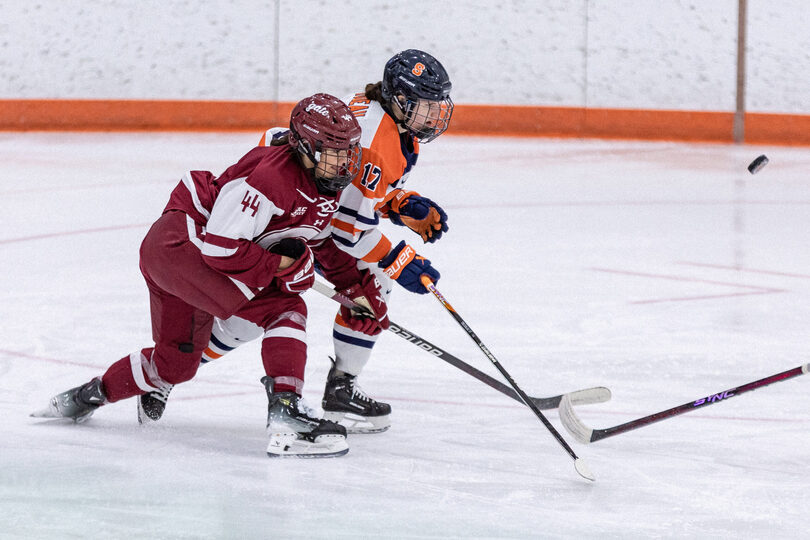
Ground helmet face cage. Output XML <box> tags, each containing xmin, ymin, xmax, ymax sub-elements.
<box><xmin>311</xmin><ymin>142</ymin><xmax>363</xmax><ymax>193</ymax></box>
<box><xmin>392</xmin><ymin>94</ymin><xmax>454</xmax><ymax>143</ymax></box>
<box><xmin>382</xmin><ymin>49</ymin><xmax>453</xmax><ymax>143</ymax></box>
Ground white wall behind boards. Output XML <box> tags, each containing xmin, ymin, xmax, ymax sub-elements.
<box><xmin>585</xmin><ymin>1</ymin><xmax>738</xmax><ymax>111</ymax></box>
<box><xmin>1</xmin><ymin>0</ymin><xmax>807</xmax><ymax>114</ymax></box>
<box><xmin>0</xmin><ymin>2</ymin><xmax>276</xmax><ymax>100</ymax></box>
<box><xmin>748</xmin><ymin>1</ymin><xmax>810</xmax><ymax>113</ymax></box>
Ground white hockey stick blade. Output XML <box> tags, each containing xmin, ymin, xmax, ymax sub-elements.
<box><xmin>565</xmin><ymin>387</ymin><xmax>612</xmax><ymax>406</ymax></box>
<box><xmin>558</xmin><ymin>393</ymin><xmax>595</xmax><ymax>445</ymax></box>
<box><xmin>574</xmin><ymin>457</ymin><xmax>596</xmax><ymax>481</ymax></box>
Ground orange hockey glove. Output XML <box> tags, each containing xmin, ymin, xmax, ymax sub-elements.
<box><xmin>388</xmin><ymin>192</ymin><xmax>448</xmax><ymax>243</ymax></box>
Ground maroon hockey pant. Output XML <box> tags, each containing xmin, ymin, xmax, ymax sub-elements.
<box><xmin>101</xmin><ymin>211</ymin><xmax>306</xmax><ymax>402</ymax></box>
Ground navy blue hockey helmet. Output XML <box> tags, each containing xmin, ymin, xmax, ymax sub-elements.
<box><xmin>381</xmin><ymin>49</ymin><xmax>453</xmax><ymax>143</ymax></box>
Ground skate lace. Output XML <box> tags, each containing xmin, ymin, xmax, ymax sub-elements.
<box><xmin>153</xmin><ymin>385</ymin><xmax>173</xmax><ymax>404</ymax></box>
<box><xmin>295</xmin><ymin>396</ymin><xmax>319</xmax><ymax>419</ymax></box>
<box><xmin>350</xmin><ymin>381</ymin><xmax>372</xmax><ymax>403</ymax></box>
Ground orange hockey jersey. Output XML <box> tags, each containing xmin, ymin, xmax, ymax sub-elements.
<box><xmin>259</xmin><ymin>92</ymin><xmax>420</xmax><ymax>264</ymax></box>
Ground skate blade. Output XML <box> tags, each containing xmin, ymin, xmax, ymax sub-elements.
<box><xmin>136</xmin><ymin>400</ymin><xmax>161</xmax><ymax>425</ymax></box>
<box><xmin>266</xmin><ymin>433</ymin><xmax>349</xmax><ymax>458</ymax></box>
<box><xmin>30</xmin><ymin>407</ymin><xmax>60</xmax><ymax>419</ymax></box>
<box><xmin>30</xmin><ymin>396</ymin><xmax>62</xmax><ymax>419</ymax></box>
<box><xmin>323</xmin><ymin>411</ymin><xmax>390</xmax><ymax>434</ymax></box>
<box><xmin>30</xmin><ymin>407</ymin><xmax>94</xmax><ymax>424</ymax></box>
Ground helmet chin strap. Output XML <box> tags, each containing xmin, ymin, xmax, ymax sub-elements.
<box><xmin>394</xmin><ymin>121</ymin><xmax>409</xmax><ymax>135</ymax></box>
<box><xmin>313</xmin><ymin>174</ymin><xmax>339</xmax><ymax>196</ymax></box>
<box><xmin>388</xmin><ymin>96</ymin><xmax>409</xmax><ymax>131</ymax></box>
<box><xmin>300</xmin><ymin>157</ymin><xmax>336</xmax><ymax>195</ymax></box>
<box><xmin>292</xmin><ymin>147</ymin><xmax>330</xmax><ymax>194</ymax></box>
<box><xmin>389</xmin><ymin>95</ymin><xmax>428</xmax><ymax>140</ymax></box>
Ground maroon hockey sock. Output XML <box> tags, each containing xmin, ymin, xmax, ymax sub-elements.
<box><xmin>262</xmin><ymin>338</ymin><xmax>306</xmax><ymax>393</ymax></box>
<box><xmin>101</xmin><ymin>353</ymin><xmax>149</xmax><ymax>402</ymax></box>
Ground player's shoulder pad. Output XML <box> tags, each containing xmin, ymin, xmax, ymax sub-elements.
<box><xmin>258</xmin><ymin>126</ymin><xmax>290</xmax><ymax>147</ymax></box>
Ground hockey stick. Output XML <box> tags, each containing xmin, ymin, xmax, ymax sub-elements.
<box><xmin>559</xmin><ymin>363</ymin><xmax>810</xmax><ymax>444</ymax></box>
<box><xmin>419</xmin><ymin>276</ymin><xmax>595</xmax><ymax>481</ymax></box>
<box><xmin>311</xmin><ymin>280</ymin><xmax>610</xmax><ymax>410</ymax></box>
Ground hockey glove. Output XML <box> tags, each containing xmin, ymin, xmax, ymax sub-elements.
<box><xmin>271</xmin><ymin>238</ymin><xmax>315</xmax><ymax>294</ymax></box>
<box><xmin>338</xmin><ymin>270</ymin><xmax>390</xmax><ymax>335</ymax></box>
<box><xmin>378</xmin><ymin>240</ymin><xmax>440</xmax><ymax>294</ymax></box>
<box><xmin>388</xmin><ymin>191</ymin><xmax>448</xmax><ymax>243</ymax></box>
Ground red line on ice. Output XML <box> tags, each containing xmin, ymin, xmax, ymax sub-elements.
<box><xmin>0</xmin><ymin>178</ymin><xmax>172</xmax><ymax>196</ymax></box>
<box><xmin>590</xmin><ymin>267</ymin><xmax>785</xmax><ymax>304</ymax></box>
<box><xmin>677</xmin><ymin>261</ymin><xmax>810</xmax><ymax>280</ymax></box>
<box><xmin>0</xmin><ymin>348</ymin><xmax>102</xmax><ymax>369</ymax></box>
<box><xmin>630</xmin><ymin>290</ymin><xmax>783</xmax><ymax>305</ymax></box>
<box><xmin>0</xmin><ymin>223</ymin><xmax>149</xmax><ymax>245</ymax></box>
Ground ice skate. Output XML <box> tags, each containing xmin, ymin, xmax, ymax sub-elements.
<box><xmin>322</xmin><ymin>361</ymin><xmax>391</xmax><ymax>434</ymax></box>
<box><xmin>31</xmin><ymin>377</ymin><xmax>107</xmax><ymax>423</ymax></box>
<box><xmin>137</xmin><ymin>384</ymin><xmax>173</xmax><ymax>424</ymax></box>
<box><xmin>263</xmin><ymin>376</ymin><xmax>348</xmax><ymax>458</ymax></box>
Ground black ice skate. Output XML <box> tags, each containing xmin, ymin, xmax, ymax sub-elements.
<box><xmin>321</xmin><ymin>361</ymin><xmax>391</xmax><ymax>434</ymax></box>
<box><xmin>263</xmin><ymin>376</ymin><xmax>348</xmax><ymax>458</ymax></box>
<box><xmin>137</xmin><ymin>384</ymin><xmax>173</xmax><ymax>424</ymax></box>
<box><xmin>31</xmin><ymin>377</ymin><xmax>108</xmax><ymax>423</ymax></box>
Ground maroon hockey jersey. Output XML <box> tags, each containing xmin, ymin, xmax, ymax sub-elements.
<box><xmin>163</xmin><ymin>145</ymin><xmax>361</xmax><ymax>301</ymax></box>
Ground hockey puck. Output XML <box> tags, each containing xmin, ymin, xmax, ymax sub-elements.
<box><xmin>747</xmin><ymin>154</ymin><xmax>768</xmax><ymax>174</ymax></box>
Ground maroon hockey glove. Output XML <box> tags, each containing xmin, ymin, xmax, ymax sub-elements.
<box><xmin>339</xmin><ymin>270</ymin><xmax>389</xmax><ymax>335</ymax></box>
<box><xmin>271</xmin><ymin>239</ymin><xmax>315</xmax><ymax>294</ymax></box>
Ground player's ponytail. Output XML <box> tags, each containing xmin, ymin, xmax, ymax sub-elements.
<box><xmin>364</xmin><ymin>82</ymin><xmax>384</xmax><ymax>104</ymax></box>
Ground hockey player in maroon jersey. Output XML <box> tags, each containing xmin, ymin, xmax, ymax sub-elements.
<box><xmin>32</xmin><ymin>93</ymin><xmax>388</xmax><ymax>458</ymax></box>
<box><xmin>137</xmin><ymin>50</ymin><xmax>452</xmax><ymax>434</ymax></box>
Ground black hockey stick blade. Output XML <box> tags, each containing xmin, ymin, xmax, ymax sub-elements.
<box><xmin>559</xmin><ymin>363</ymin><xmax>809</xmax><ymax>444</ymax></box>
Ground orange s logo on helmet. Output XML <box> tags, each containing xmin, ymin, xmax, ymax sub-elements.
<box><xmin>411</xmin><ymin>62</ymin><xmax>426</xmax><ymax>76</ymax></box>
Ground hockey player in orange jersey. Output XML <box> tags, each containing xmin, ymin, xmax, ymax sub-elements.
<box><xmin>137</xmin><ymin>50</ymin><xmax>454</xmax><ymax>435</ymax></box>
<box><xmin>318</xmin><ymin>49</ymin><xmax>453</xmax><ymax>433</ymax></box>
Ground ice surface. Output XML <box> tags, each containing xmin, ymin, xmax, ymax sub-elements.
<box><xmin>2</xmin><ymin>133</ymin><xmax>809</xmax><ymax>538</ymax></box>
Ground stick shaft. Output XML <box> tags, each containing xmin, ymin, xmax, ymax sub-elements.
<box><xmin>589</xmin><ymin>364</ymin><xmax>808</xmax><ymax>442</ymax></box>
<box><xmin>420</xmin><ymin>277</ymin><xmax>580</xmax><ymax>461</ymax></box>
<box><xmin>310</xmin><ymin>281</ymin><xmax>570</xmax><ymax>409</ymax></box>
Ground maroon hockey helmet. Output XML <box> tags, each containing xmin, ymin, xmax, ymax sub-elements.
<box><xmin>288</xmin><ymin>93</ymin><xmax>363</xmax><ymax>194</ymax></box>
